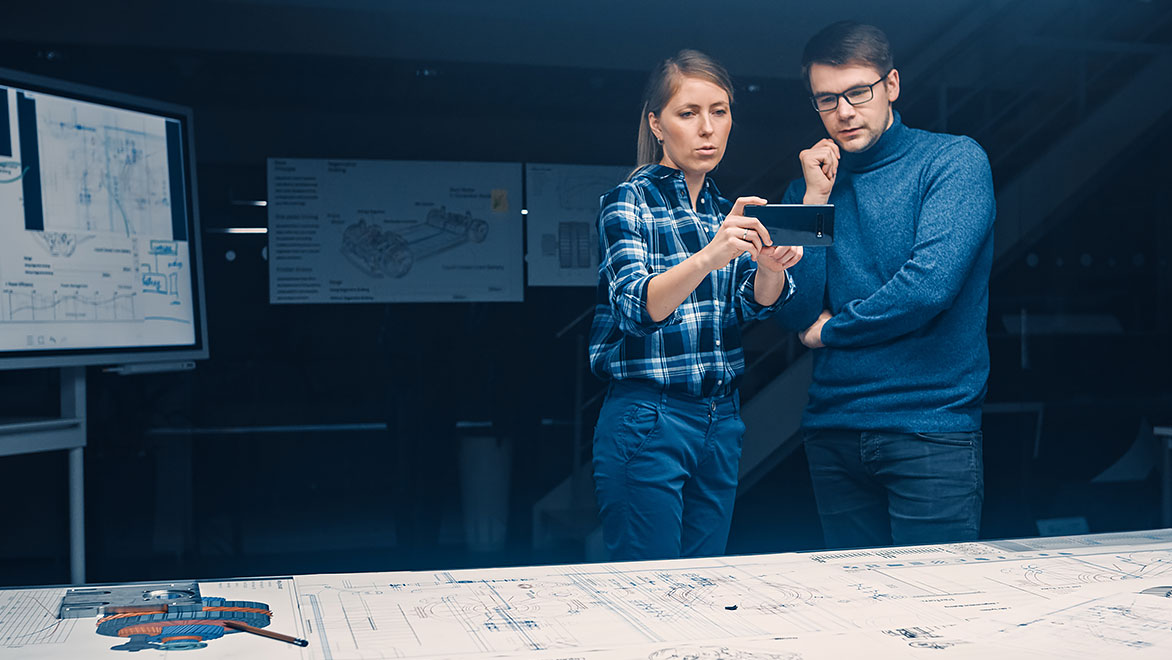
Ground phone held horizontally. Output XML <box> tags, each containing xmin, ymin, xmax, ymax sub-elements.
<box><xmin>744</xmin><ymin>204</ymin><xmax>834</xmax><ymax>247</ymax></box>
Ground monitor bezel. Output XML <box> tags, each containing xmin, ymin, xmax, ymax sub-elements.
<box><xmin>0</xmin><ymin>66</ymin><xmax>209</xmax><ymax>371</ymax></box>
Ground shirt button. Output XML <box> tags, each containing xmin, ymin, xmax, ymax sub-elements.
<box><xmin>699</xmin><ymin>198</ymin><xmax>705</xmax><ymax>204</ymax></box>
<box><xmin>715</xmin><ymin>339</ymin><xmax>721</xmax><ymax>346</ymax></box>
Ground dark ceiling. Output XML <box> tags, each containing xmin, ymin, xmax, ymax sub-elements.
<box><xmin>2</xmin><ymin>0</ymin><xmax>981</xmax><ymax>78</ymax></box>
<box><xmin>2</xmin><ymin>0</ymin><xmax>1167</xmax><ymax>210</ymax></box>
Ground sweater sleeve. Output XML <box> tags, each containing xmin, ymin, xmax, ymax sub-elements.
<box><xmin>770</xmin><ymin>178</ymin><xmax>827</xmax><ymax>332</ymax></box>
<box><xmin>820</xmin><ymin>138</ymin><xmax>995</xmax><ymax>348</ymax></box>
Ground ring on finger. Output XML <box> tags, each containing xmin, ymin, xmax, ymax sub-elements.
<box><xmin>741</xmin><ymin>229</ymin><xmax>748</xmax><ymax>241</ymax></box>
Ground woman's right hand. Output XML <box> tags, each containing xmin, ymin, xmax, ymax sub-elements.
<box><xmin>701</xmin><ymin>196</ymin><xmax>772</xmax><ymax>271</ymax></box>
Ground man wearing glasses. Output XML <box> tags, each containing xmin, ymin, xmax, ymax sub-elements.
<box><xmin>774</xmin><ymin>21</ymin><xmax>996</xmax><ymax>549</ymax></box>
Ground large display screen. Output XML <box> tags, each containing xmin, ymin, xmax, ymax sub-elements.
<box><xmin>0</xmin><ymin>68</ymin><xmax>207</xmax><ymax>369</ymax></box>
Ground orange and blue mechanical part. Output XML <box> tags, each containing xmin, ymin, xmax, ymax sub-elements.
<box><xmin>96</xmin><ymin>597</ymin><xmax>273</xmax><ymax>652</ymax></box>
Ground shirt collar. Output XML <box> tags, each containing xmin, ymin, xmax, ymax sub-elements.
<box><xmin>635</xmin><ymin>163</ymin><xmax>681</xmax><ymax>180</ymax></box>
<box><xmin>635</xmin><ymin>164</ymin><xmax>722</xmax><ymax>198</ymax></box>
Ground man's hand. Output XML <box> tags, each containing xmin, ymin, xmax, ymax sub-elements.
<box><xmin>799</xmin><ymin>138</ymin><xmax>840</xmax><ymax>203</ymax></box>
<box><xmin>800</xmin><ymin>309</ymin><xmax>833</xmax><ymax>349</ymax></box>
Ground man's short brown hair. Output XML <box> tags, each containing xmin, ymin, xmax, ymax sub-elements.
<box><xmin>801</xmin><ymin>21</ymin><xmax>894</xmax><ymax>90</ymax></box>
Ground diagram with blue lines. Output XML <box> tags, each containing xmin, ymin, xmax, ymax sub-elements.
<box><xmin>0</xmin><ymin>84</ymin><xmax>196</xmax><ymax>354</ymax></box>
<box><xmin>141</xmin><ymin>240</ymin><xmax>184</xmax><ymax>299</ymax></box>
<box><xmin>1</xmin><ymin>533</ymin><xmax>1171</xmax><ymax>658</ymax></box>
<box><xmin>284</xmin><ymin>531</ymin><xmax>1172</xmax><ymax>660</ymax></box>
<box><xmin>35</xmin><ymin>98</ymin><xmax>173</xmax><ymax>238</ymax></box>
<box><xmin>3</xmin><ymin>289</ymin><xmax>135</xmax><ymax>323</ymax></box>
<box><xmin>0</xmin><ymin>231</ymin><xmax>195</xmax><ymax>351</ymax></box>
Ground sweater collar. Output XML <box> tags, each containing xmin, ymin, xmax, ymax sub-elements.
<box><xmin>840</xmin><ymin>110</ymin><xmax>907</xmax><ymax>173</ymax></box>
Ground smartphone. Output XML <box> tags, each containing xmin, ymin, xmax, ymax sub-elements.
<box><xmin>743</xmin><ymin>204</ymin><xmax>834</xmax><ymax>246</ymax></box>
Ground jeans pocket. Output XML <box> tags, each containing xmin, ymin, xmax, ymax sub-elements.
<box><xmin>615</xmin><ymin>400</ymin><xmax>661</xmax><ymax>461</ymax></box>
<box><xmin>732</xmin><ymin>415</ymin><xmax>747</xmax><ymax>453</ymax></box>
<box><xmin>913</xmin><ymin>430</ymin><xmax>982</xmax><ymax>447</ymax></box>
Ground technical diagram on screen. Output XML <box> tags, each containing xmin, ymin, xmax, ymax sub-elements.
<box><xmin>0</xmin><ymin>67</ymin><xmax>208</xmax><ymax>369</ymax></box>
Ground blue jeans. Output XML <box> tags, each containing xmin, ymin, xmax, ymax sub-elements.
<box><xmin>803</xmin><ymin>429</ymin><xmax>984</xmax><ymax>549</ymax></box>
<box><xmin>593</xmin><ymin>381</ymin><xmax>744</xmax><ymax>561</ymax></box>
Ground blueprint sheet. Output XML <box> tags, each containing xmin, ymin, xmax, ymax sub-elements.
<box><xmin>3</xmin><ymin>530</ymin><xmax>1171</xmax><ymax>659</ymax></box>
<box><xmin>0</xmin><ymin>579</ymin><xmax>302</xmax><ymax>659</ymax></box>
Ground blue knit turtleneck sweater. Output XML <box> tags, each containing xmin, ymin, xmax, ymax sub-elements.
<box><xmin>777</xmin><ymin>111</ymin><xmax>996</xmax><ymax>432</ymax></box>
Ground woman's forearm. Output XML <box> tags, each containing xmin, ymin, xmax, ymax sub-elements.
<box><xmin>644</xmin><ymin>251</ymin><xmax>716</xmax><ymax>322</ymax></box>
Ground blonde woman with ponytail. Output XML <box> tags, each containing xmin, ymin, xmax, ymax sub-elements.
<box><xmin>588</xmin><ymin>49</ymin><xmax>803</xmax><ymax>561</ymax></box>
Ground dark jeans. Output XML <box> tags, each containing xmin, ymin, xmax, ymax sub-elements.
<box><xmin>804</xmin><ymin>428</ymin><xmax>984</xmax><ymax>549</ymax></box>
<box><xmin>593</xmin><ymin>381</ymin><xmax>744</xmax><ymax>561</ymax></box>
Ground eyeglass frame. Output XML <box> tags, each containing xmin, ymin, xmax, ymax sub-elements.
<box><xmin>808</xmin><ymin>72</ymin><xmax>891</xmax><ymax>113</ymax></box>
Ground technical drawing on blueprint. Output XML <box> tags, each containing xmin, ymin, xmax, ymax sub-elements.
<box><xmin>3</xmin><ymin>532</ymin><xmax>1172</xmax><ymax>659</ymax></box>
<box><xmin>291</xmin><ymin>530</ymin><xmax>1172</xmax><ymax>660</ymax></box>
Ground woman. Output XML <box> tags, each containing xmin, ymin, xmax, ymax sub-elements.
<box><xmin>589</xmin><ymin>49</ymin><xmax>803</xmax><ymax>561</ymax></box>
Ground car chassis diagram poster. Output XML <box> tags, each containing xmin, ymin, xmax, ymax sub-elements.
<box><xmin>268</xmin><ymin>158</ymin><xmax>522</xmax><ymax>303</ymax></box>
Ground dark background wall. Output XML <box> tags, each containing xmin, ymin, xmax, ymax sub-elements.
<box><xmin>1</xmin><ymin>0</ymin><xmax>1170</xmax><ymax>586</ymax></box>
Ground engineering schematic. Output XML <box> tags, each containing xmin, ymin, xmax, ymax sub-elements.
<box><xmin>340</xmin><ymin>206</ymin><xmax>489</xmax><ymax>278</ymax></box>
<box><xmin>2</xmin><ymin>532</ymin><xmax>1172</xmax><ymax>658</ymax></box>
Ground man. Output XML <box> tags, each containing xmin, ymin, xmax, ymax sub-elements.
<box><xmin>775</xmin><ymin>21</ymin><xmax>996</xmax><ymax>548</ymax></box>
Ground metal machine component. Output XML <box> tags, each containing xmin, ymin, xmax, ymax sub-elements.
<box><xmin>59</xmin><ymin>583</ymin><xmax>280</xmax><ymax>652</ymax></box>
<box><xmin>59</xmin><ymin>581</ymin><xmax>201</xmax><ymax>619</ymax></box>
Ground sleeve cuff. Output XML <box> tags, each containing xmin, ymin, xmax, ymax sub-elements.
<box><xmin>819</xmin><ymin>303</ymin><xmax>854</xmax><ymax>347</ymax></box>
<box><xmin>819</xmin><ymin>317</ymin><xmax>841</xmax><ymax>347</ymax></box>
<box><xmin>616</xmin><ymin>272</ymin><xmax>680</xmax><ymax>335</ymax></box>
<box><xmin>741</xmin><ymin>268</ymin><xmax>795</xmax><ymax>319</ymax></box>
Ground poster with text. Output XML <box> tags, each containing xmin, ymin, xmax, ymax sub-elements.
<box><xmin>268</xmin><ymin>158</ymin><xmax>522</xmax><ymax>303</ymax></box>
<box><xmin>525</xmin><ymin>163</ymin><xmax>630</xmax><ymax>287</ymax></box>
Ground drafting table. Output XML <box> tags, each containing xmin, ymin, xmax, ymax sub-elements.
<box><xmin>3</xmin><ymin>529</ymin><xmax>1172</xmax><ymax>659</ymax></box>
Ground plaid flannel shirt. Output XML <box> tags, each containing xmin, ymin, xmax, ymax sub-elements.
<box><xmin>588</xmin><ymin>165</ymin><xmax>794</xmax><ymax>398</ymax></box>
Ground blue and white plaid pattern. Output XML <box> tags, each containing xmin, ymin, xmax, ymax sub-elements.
<box><xmin>588</xmin><ymin>165</ymin><xmax>793</xmax><ymax>398</ymax></box>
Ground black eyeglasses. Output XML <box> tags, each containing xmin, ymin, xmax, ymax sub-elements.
<box><xmin>809</xmin><ymin>75</ymin><xmax>888</xmax><ymax>112</ymax></box>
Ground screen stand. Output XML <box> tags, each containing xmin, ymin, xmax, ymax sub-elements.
<box><xmin>0</xmin><ymin>367</ymin><xmax>86</xmax><ymax>584</ymax></box>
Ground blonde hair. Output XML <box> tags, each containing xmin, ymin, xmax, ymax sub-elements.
<box><xmin>635</xmin><ymin>49</ymin><xmax>735</xmax><ymax>170</ymax></box>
